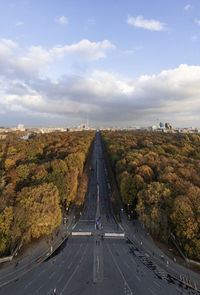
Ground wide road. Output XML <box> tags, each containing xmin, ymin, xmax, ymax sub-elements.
<box><xmin>0</xmin><ymin>132</ymin><xmax>198</xmax><ymax>295</ymax></box>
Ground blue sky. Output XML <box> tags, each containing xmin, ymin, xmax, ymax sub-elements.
<box><xmin>0</xmin><ymin>0</ymin><xmax>200</xmax><ymax>127</ymax></box>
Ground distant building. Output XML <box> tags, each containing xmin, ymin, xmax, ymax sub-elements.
<box><xmin>159</xmin><ymin>122</ymin><xmax>164</xmax><ymax>128</ymax></box>
<box><xmin>18</xmin><ymin>124</ymin><xmax>25</xmax><ymax>131</ymax></box>
<box><xmin>165</xmin><ymin>122</ymin><xmax>172</xmax><ymax>130</ymax></box>
<box><xmin>19</xmin><ymin>134</ymin><xmax>30</xmax><ymax>140</ymax></box>
<box><xmin>0</xmin><ymin>134</ymin><xmax>7</xmax><ymax>140</ymax></box>
<box><xmin>151</xmin><ymin>125</ymin><xmax>157</xmax><ymax>131</ymax></box>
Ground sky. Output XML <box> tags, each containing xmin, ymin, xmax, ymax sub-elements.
<box><xmin>0</xmin><ymin>0</ymin><xmax>200</xmax><ymax>127</ymax></box>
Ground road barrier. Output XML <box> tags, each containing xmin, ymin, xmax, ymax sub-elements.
<box><xmin>104</xmin><ymin>233</ymin><xmax>125</xmax><ymax>238</ymax></box>
<box><xmin>126</xmin><ymin>235</ymin><xmax>200</xmax><ymax>293</ymax></box>
<box><xmin>0</xmin><ymin>242</ymin><xmax>23</xmax><ymax>264</ymax></box>
<box><xmin>71</xmin><ymin>232</ymin><xmax>92</xmax><ymax>236</ymax></box>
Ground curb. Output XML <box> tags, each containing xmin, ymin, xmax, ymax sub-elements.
<box><xmin>0</xmin><ymin>232</ymin><xmax>70</xmax><ymax>289</ymax></box>
<box><xmin>126</xmin><ymin>234</ymin><xmax>200</xmax><ymax>293</ymax></box>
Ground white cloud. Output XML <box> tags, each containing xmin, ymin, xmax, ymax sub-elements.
<box><xmin>51</xmin><ymin>39</ymin><xmax>115</xmax><ymax>61</ymax></box>
<box><xmin>57</xmin><ymin>16</ymin><xmax>69</xmax><ymax>25</ymax></box>
<box><xmin>2</xmin><ymin>64</ymin><xmax>200</xmax><ymax>126</ymax></box>
<box><xmin>0</xmin><ymin>38</ymin><xmax>115</xmax><ymax>80</ymax></box>
<box><xmin>127</xmin><ymin>15</ymin><xmax>166</xmax><ymax>31</ymax></box>
<box><xmin>1</xmin><ymin>38</ymin><xmax>200</xmax><ymax>126</ymax></box>
<box><xmin>195</xmin><ymin>18</ymin><xmax>200</xmax><ymax>25</ymax></box>
<box><xmin>184</xmin><ymin>4</ymin><xmax>191</xmax><ymax>11</ymax></box>
<box><xmin>16</xmin><ymin>21</ymin><xmax>24</xmax><ymax>26</ymax></box>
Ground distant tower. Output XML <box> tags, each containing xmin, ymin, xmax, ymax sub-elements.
<box><xmin>165</xmin><ymin>122</ymin><xmax>172</xmax><ymax>130</ymax></box>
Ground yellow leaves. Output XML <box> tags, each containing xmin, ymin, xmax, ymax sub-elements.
<box><xmin>171</xmin><ymin>189</ymin><xmax>200</xmax><ymax>243</ymax></box>
<box><xmin>0</xmin><ymin>237</ymin><xmax>7</xmax><ymax>253</ymax></box>
<box><xmin>16</xmin><ymin>164</ymin><xmax>30</xmax><ymax>181</ymax></box>
<box><xmin>103</xmin><ymin>130</ymin><xmax>200</xmax><ymax>259</ymax></box>
<box><xmin>16</xmin><ymin>183</ymin><xmax>62</xmax><ymax>241</ymax></box>
<box><xmin>0</xmin><ymin>207</ymin><xmax>13</xmax><ymax>235</ymax></box>
<box><xmin>136</xmin><ymin>165</ymin><xmax>154</xmax><ymax>183</ymax></box>
<box><xmin>136</xmin><ymin>182</ymin><xmax>171</xmax><ymax>237</ymax></box>
<box><xmin>5</xmin><ymin>158</ymin><xmax>16</xmax><ymax>170</ymax></box>
<box><xmin>0</xmin><ymin>206</ymin><xmax>13</xmax><ymax>254</ymax></box>
<box><xmin>0</xmin><ymin>131</ymin><xmax>95</xmax><ymax>255</ymax></box>
<box><xmin>151</xmin><ymin>207</ymin><xmax>159</xmax><ymax>220</ymax></box>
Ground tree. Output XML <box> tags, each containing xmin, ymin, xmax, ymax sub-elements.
<box><xmin>135</xmin><ymin>165</ymin><xmax>154</xmax><ymax>183</ymax></box>
<box><xmin>119</xmin><ymin>172</ymin><xmax>144</xmax><ymax>207</ymax></box>
<box><xmin>170</xmin><ymin>184</ymin><xmax>200</xmax><ymax>258</ymax></box>
<box><xmin>0</xmin><ymin>206</ymin><xmax>13</xmax><ymax>255</ymax></box>
<box><xmin>136</xmin><ymin>182</ymin><xmax>171</xmax><ymax>239</ymax></box>
<box><xmin>16</xmin><ymin>183</ymin><xmax>62</xmax><ymax>243</ymax></box>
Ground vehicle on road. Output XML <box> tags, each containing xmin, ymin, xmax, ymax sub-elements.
<box><xmin>36</xmin><ymin>257</ymin><xmax>42</xmax><ymax>263</ymax></box>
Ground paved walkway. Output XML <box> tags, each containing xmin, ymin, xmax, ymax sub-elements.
<box><xmin>120</xmin><ymin>212</ymin><xmax>200</xmax><ymax>291</ymax></box>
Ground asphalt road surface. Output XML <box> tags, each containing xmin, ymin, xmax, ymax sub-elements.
<box><xmin>0</xmin><ymin>132</ymin><xmax>198</xmax><ymax>295</ymax></box>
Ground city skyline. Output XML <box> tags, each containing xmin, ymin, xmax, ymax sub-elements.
<box><xmin>0</xmin><ymin>0</ymin><xmax>200</xmax><ymax>127</ymax></box>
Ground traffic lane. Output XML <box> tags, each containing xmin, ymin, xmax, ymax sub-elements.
<box><xmin>60</xmin><ymin>238</ymin><xmax>94</xmax><ymax>295</ymax></box>
<box><xmin>0</xmin><ymin>237</ymin><xmax>84</xmax><ymax>295</ymax></box>
<box><xmin>95</xmin><ymin>238</ymin><xmax>128</xmax><ymax>295</ymax></box>
<box><xmin>98</xmin><ymin>177</ymin><xmax>119</xmax><ymax>232</ymax></box>
<box><xmin>0</xmin><ymin>237</ymin><xmax>90</xmax><ymax>295</ymax></box>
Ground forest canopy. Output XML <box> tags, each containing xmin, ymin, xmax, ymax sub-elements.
<box><xmin>0</xmin><ymin>131</ymin><xmax>94</xmax><ymax>256</ymax></box>
<box><xmin>102</xmin><ymin>131</ymin><xmax>200</xmax><ymax>260</ymax></box>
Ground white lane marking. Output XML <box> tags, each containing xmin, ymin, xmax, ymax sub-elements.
<box><xmin>24</xmin><ymin>281</ymin><xmax>32</xmax><ymax>289</ymax></box>
<box><xmin>58</xmin><ymin>273</ymin><xmax>65</xmax><ymax>283</ymax></box>
<box><xmin>72</xmin><ymin>223</ymin><xmax>77</xmax><ymax>230</ymax></box>
<box><xmin>148</xmin><ymin>288</ymin><xmax>157</xmax><ymax>295</ymax></box>
<box><xmin>74</xmin><ymin>244</ymin><xmax>83</xmax><ymax>258</ymax></box>
<box><xmin>60</xmin><ymin>242</ymin><xmax>89</xmax><ymax>295</ymax></box>
<box><xmin>34</xmin><ymin>285</ymin><xmax>43</xmax><ymax>294</ymax></box>
<box><xmin>68</xmin><ymin>262</ymin><xmax>73</xmax><ymax>269</ymax></box>
<box><xmin>107</xmin><ymin>244</ymin><xmax>133</xmax><ymax>295</ymax></box>
<box><xmin>118</xmin><ymin>223</ymin><xmax>124</xmax><ymax>232</ymax></box>
<box><xmin>153</xmin><ymin>281</ymin><xmax>161</xmax><ymax>288</ymax></box>
<box><xmin>49</xmin><ymin>271</ymin><xmax>55</xmax><ymax>279</ymax></box>
<box><xmin>135</xmin><ymin>275</ymin><xmax>141</xmax><ymax>282</ymax></box>
<box><xmin>97</xmin><ymin>255</ymin><xmax>100</xmax><ymax>273</ymax></box>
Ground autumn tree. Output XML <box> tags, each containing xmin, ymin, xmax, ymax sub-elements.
<box><xmin>0</xmin><ymin>206</ymin><xmax>13</xmax><ymax>255</ymax></box>
<box><xmin>136</xmin><ymin>182</ymin><xmax>171</xmax><ymax>239</ymax></box>
<box><xmin>16</xmin><ymin>183</ymin><xmax>62</xmax><ymax>243</ymax></box>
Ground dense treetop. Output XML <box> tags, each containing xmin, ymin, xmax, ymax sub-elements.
<box><xmin>0</xmin><ymin>131</ymin><xmax>94</xmax><ymax>256</ymax></box>
<box><xmin>102</xmin><ymin>131</ymin><xmax>200</xmax><ymax>260</ymax></box>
